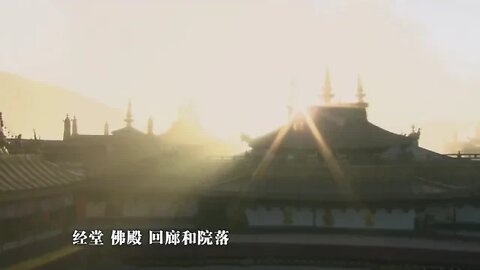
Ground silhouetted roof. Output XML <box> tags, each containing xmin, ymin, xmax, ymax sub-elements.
<box><xmin>208</xmin><ymin>175</ymin><xmax>454</xmax><ymax>202</ymax></box>
<box><xmin>249</xmin><ymin>105</ymin><xmax>416</xmax><ymax>152</ymax></box>
<box><xmin>0</xmin><ymin>154</ymin><xmax>83</xmax><ymax>192</ymax></box>
<box><xmin>111</xmin><ymin>125</ymin><xmax>145</xmax><ymax>136</ymax></box>
<box><xmin>206</xmin><ymin>156</ymin><xmax>480</xmax><ymax>202</ymax></box>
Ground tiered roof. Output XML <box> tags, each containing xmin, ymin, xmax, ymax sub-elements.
<box><xmin>0</xmin><ymin>154</ymin><xmax>83</xmax><ymax>193</ymax></box>
<box><xmin>248</xmin><ymin>104</ymin><xmax>418</xmax><ymax>152</ymax></box>
<box><xmin>216</xmin><ymin>73</ymin><xmax>480</xmax><ymax>203</ymax></box>
<box><xmin>207</xmin><ymin>158</ymin><xmax>480</xmax><ymax>203</ymax></box>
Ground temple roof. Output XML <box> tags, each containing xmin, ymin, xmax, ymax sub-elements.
<box><xmin>248</xmin><ymin>104</ymin><xmax>417</xmax><ymax>152</ymax></box>
<box><xmin>111</xmin><ymin>125</ymin><xmax>145</xmax><ymax>136</ymax></box>
<box><xmin>111</xmin><ymin>100</ymin><xmax>146</xmax><ymax>136</ymax></box>
<box><xmin>206</xmin><ymin>161</ymin><xmax>480</xmax><ymax>202</ymax></box>
<box><xmin>207</xmin><ymin>176</ymin><xmax>453</xmax><ymax>202</ymax></box>
<box><xmin>0</xmin><ymin>154</ymin><xmax>83</xmax><ymax>193</ymax></box>
<box><xmin>205</xmin><ymin>148</ymin><xmax>480</xmax><ymax>202</ymax></box>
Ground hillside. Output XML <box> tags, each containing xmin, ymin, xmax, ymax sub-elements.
<box><xmin>0</xmin><ymin>72</ymin><xmax>123</xmax><ymax>140</ymax></box>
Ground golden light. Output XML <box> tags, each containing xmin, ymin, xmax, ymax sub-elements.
<box><xmin>251</xmin><ymin>121</ymin><xmax>292</xmax><ymax>181</ymax></box>
<box><xmin>248</xmin><ymin>104</ymin><xmax>356</xmax><ymax>198</ymax></box>
<box><xmin>302</xmin><ymin>112</ymin><xmax>355</xmax><ymax>197</ymax></box>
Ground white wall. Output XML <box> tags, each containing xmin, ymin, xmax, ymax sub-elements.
<box><xmin>424</xmin><ymin>206</ymin><xmax>455</xmax><ymax>223</ymax></box>
<box><xmin>316</xmin><ymin>208</ymin><xmax>415</xmax><ymax>230</ymax></box>
<box><xmin>246</xmin><ymin>206</ymin><xmax>284</xmax><ymax>226</ymax></box>
<box><xmin>175</xmin><ymin>201</ymin><xmax>198</xmax><ymax>217</ymax></box>
<box><xmin>123</xmin><ymin>200</ymin><xmax>150</xmax><ymax>217</ymax></box>
<box><xmin>371</xmin><ymin>209</ymin><xmax>415</xmax><ymax>230</ymax></box>
<box><xmin>246</xmin><ymin>205</ymin><xmax>415</xmax><ymax>230</ymax></box>
<box><xmin>85</xmin><ymin>201</ymin><xmax>106</xmax><ymax>217</ymax></box>
<box><xmin>456</xmin><ymin>205</ymin><xmax>480</xmax><ymax>223</ymax></box>
<box><xmin>246</xmin><ymin>206</ymin><xmax>314</xmax><ymax>226</ymax></box>
<box><xmin>123</xmin><ymin>199</ymin><xmax>198</xmax><ymax>218</ymax></box>
<box><xmin>86</xmin><ymin>199</ymin><xmax>198</xmax><ymax>218</ymax></box>
<box><xmin>329</xmin><ymin>208</ymin><xmax>368</xmax><ymax>229</ymax></box>
<box><xmin>289</xmin><ymin>207</ymin><xmax>314</xmax><ymax>226</ymax></box>
<box><xmin>149</xmin><ymin>202</ymin><xmax>174</xmax><ymax>217</ymax></box>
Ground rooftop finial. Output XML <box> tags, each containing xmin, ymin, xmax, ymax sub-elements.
<box><xmin>0</xmin><ymin>112</ymin><xmax>4</xmax><ymax>139</ymax></box>
<box><xmin>104</xmin><ymin>121</ymin><xmax>109</xmax><ymax>136</ymax></box>
<box><xmin>321</xmin><ymin>68</ymin><xmax>334</xmax><ymax>104</ymax></box>
<box><xmin>147</xmin><ymin>116</ymin><xmax>154</xmax><ymax>135</ymax></box>
<box><xmin>63</xmin><ymin>114</ymin><xmax>71</xmax><ymax>141</ymax></box>
<box><xmin>408</xmin><ymin>124</ymin><xmax>421</xmax><ymax>140</ymax></box>
<box><xmin>0</xmin><ymin>112</ymin><xmax>7</xmax><ymax>155</ymax></box>
<box><xmin>72</xmin><ymin>115</ymin><xmax>78</xmax><ymax>136</ymax></box>
<box><xmin>125</xmin><ymin>99</ymin><xmax>133</xmax><ymax>127</ymax></box>
<box><xmin>356</xmin><ymin>74</ymin><xmax>366</xmax><ymax>103</ymax></box>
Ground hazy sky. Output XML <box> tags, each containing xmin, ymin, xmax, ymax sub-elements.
<box><xmin>0</xmin><ymin>0</ymin><xmax>479</xmax><ymax>150</ymax></box>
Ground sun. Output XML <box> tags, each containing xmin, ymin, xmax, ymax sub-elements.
<box><xmin>184</xmin><ymin>80</ymin><xmax>322</xmax><ymax>145</ymax></box>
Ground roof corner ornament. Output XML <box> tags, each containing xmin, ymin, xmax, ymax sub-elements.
<box><xmin>63</xmin><ymin>114</ymin><xmax>71</xmax><ymax>141</ymax></box>
<box><xmin>408</xmin><ymin>125</ymin><xmax>421</xmax><ymax>140</ymax></box>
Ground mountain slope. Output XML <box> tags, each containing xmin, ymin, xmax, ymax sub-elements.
<box><xmin>0</xmin><ymin>72</ymin><xmax>123</xmax><ymax>139</ymax></box>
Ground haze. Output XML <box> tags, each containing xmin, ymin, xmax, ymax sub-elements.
<box><xmin>0</xmin><ymin>0</ymin><xmax>479</xmax><ymax>152</ymax></box>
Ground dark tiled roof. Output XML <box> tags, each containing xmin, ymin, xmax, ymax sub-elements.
<box><xmin>111</xmin><ymin>125</ymin><xmax>145</xmax><ymax>136</ymax></box>
<box><xmin>0</xmin><ymin>154</ymin><xmax>83</xmax><ymax>192</ymax></box>
<box><xmin>249</xmin><ymin>105</ymin><xmax>415</xmax><ymax>151</ymax></box>
<box><xmin>208</xmin><ymin>176</ymin><xmax>454</xmax><ymax>202</ymax></box>
<box><xmin>205</xmin><ymin>159</ymin><xmax>478</xmax><ymax>202</ymax></box>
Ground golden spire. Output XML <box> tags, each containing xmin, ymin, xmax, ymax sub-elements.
<box><xmin>0</xmin><ymin>112</ymin><xmax>7</xmax><ymax>154</ymax></box>
<box><xmin>125</xmin><ymin>99</ymin><xmax>133</xmax><ymax>127</ymax></box>
<box><xmin>356</xmin><ymin>74</ymin><xmax>366</xmax><ymax>103</ymax></box>
<box><xmin>147</xmin><ymin>116</ymin><xmax>154</xmax><ymax>135</ymax></box>
<box><xmin>63</xmin><ymin>114</ymin><xmax>71</xmax><ymax>141</ymax></box>
<box><xmin>104</xmin><ymin>121</ymin><xmax>109</xmax><ymax>136</ymax></box>
<box><xmin>72</xmin><ymin>115</ymin><xmax>78</xmax><ymax>136</ymax></box>
<box><xmin>321</xmin><ymin>68</ymin><xmax>334</xmax><ymax>104</ymax></box>
<box><xmin>0</xmin><ymin>112</ymin><xmax>4</xmax><ymax>139</ymax></box>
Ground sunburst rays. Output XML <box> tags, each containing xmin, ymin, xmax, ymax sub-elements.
<box><xmin>250</xmin><ymin>108</ymin><xmax>355</xmax><ymax>197</ymax></box>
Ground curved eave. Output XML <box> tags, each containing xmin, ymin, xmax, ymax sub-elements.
<box><xmin>249</xmin><ymin>121</ymin><xmax>416</xmax><ymax>152</ymax></box>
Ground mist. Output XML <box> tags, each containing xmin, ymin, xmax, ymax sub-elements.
<box><xmin>0</xmin><ymin>0</ymin><xmax>479</xmax><ymax>152</ymax></box>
